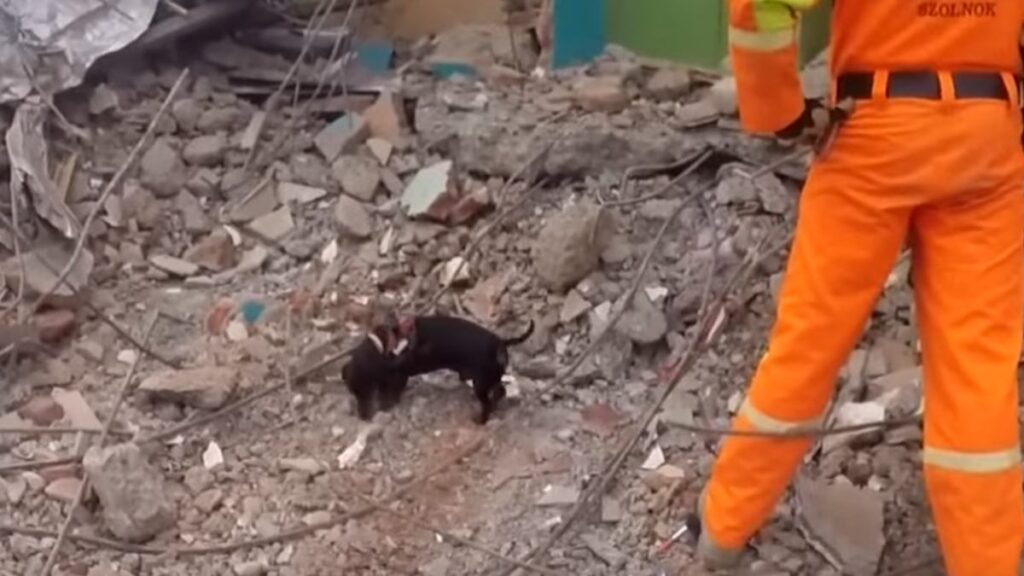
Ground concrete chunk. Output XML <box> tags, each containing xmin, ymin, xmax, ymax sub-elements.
<box><xmin>138</xmin><ymin>366</ymin><xmax>239</xmax><ymax>410</ymax></box>
<box><xmin>795</xmin><ymin>475</ymin><xmax>884</xmax><ymax>576</ymax></box>
<box><xmin>84</xmin><ymin>443</ymin><xmax>176</xmax><ymax>542</ymax></box>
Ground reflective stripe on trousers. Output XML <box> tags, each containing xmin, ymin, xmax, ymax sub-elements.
<box><xmin>698</xmin><ymin>398</ymin><xmax>825</xmax><ymax>568</ymax></box>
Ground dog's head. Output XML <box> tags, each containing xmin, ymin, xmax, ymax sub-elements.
<box><xmin>342</xmin><ymin>320</ymin><xmax>415</xmax><ymax>421</ymax></box>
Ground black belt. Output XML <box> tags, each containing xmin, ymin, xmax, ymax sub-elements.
<box><xmin>836</xmin><ymin>71</ymin><xmax>1017</xmax><ymax>101</ymax></box>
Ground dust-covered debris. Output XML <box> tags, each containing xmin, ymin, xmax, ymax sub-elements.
<box><xmin>248</xmin><ymin>206</ymin><xmax>295</xmax><ymax>241</ymax></box>
<box><xmin>137</xmin><ymin>366</ymin><xmax>239</xmax><ymax>410</ymax></box>
<box><xmin>573</xmin><ymin>75</ymin><xmax>629</xmax><ymax>113</ymax></box>
<box><xmin>533</xmin><ymin>200</ymin><xmax>613</xmax><ymax>292</ymax></box>
<box><xmin>613</xmin><ymin>290</ymin><xmax>668</xmax><ymax>345</ymax></box>
<box><xmin>333</xmin><ymin>154</ymin><xmax>381</xmax><ymax>202</ymax></box>
<box><xmin>83</xmin><ymin>443</ymin><xmax>176</xmax><ymax>542</ymax></box>
<box><xmin>0</xmin><ymin>19</ymin><xmax>924</xmax><ymax>576</ymax></box>
<box><xmin>796</xmin><ymin>474</ymin><xmax>885</xmax><ymax>575</ymax></box>
<box><xmin>16</xmin><ymin>395</ymin><xmax>65</xmax><ymax>426</ymax></box>
<box><xmin>538</xmin><ymin>485</ymin><xmax>580</xmax><ymax>507</ymax></box>
<box><xmin>149</xmin><ymin>254</ymin><xmax>200</xmax><ymax>277</ymax></box>
<box><xmin>645</xmin><ymin>66</ymin><xmax>692</xmax><ymax>101</ymax></box>
<box><xmin>315</xmin><ymin>113</ymin><xmax>369</xmax><ymax>162</ymax></box>
<box><xmin>401</xmin><ymin>160</ymin><xmax>458</xmax><ymax>220</ymax></box>
<box><xmin>44</xmin><ymin>476</ymin><xmax>82</xmax><ymax>502</ymax></box>
<box><xmin>141</xmin><ymin>138</ymin><xmax>187</xmax><ymax>197</ymax></box>
<box><xmin>334</xmin><ymin>195</ymin><xmax>373</xmax><ymax>239</ymax></box>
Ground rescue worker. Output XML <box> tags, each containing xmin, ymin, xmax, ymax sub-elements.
<box><xmin>692</xmin><ymin>1</ymin><xmax>1024</xmax><ymax>574</ymax></box>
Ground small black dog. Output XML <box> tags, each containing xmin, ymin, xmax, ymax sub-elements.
<box><xmin>342</xmin><ymin>314</ymin><xmax>534</xmax><ymax>424</ymax></box>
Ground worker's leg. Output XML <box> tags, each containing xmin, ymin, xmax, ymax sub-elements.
<box><xmin>697</xmin><ymin>165</ymin><xmax>911</xmax><ymax>565</ymax></box>
<box><xmin>912</xmin><ymin>183</ymin><xmax>1024</xmax><ymax>576</ymax></box>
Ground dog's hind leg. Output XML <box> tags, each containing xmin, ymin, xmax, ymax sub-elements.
<box><xmin>470</xmin><ymin>366</ymin><xmax>506</xmax><ymax>425</ymax></box>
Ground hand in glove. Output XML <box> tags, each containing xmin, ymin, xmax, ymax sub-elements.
<box><xmin>774</xmin><ymin>97</ymin><xmax>855</xmax><ymax>153</ymax></box>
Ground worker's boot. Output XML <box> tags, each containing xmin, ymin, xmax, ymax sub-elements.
<box><xmin>685</xmin><ymin>511</ymin><xmax>743</xmax><ymax>573</ymax></box>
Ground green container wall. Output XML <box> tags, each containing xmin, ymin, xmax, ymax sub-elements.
<box><xmin>605</xmin><ymin>0</ymin><xmax>832</xmax><ymax>70</ymax></box>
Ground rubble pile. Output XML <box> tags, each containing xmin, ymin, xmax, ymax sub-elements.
<box><xmin>0</xmin><ymin>6</ymin><xmax>946</xmax><ymax>576</ymax></box>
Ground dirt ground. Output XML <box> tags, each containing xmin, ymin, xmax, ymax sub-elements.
<box><xmin>0</xmin><ymin>9</ymin><xmax>959</xmax><ymax>576</ymax></box>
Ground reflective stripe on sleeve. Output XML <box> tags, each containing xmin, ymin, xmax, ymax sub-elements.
<box><xmin>923</xmin><ymin>446</ymin><xmax>1022</xmax><ymax>474</ymax></box>
<box><xmin>728</xmin><ymin>25</ymin><xmax>795</xmax><ymax>52</ymax></box>
<box><xmin>738</xmin><ymin>398</ymin><xmax>824</xmax><ymax>433</ymax></box>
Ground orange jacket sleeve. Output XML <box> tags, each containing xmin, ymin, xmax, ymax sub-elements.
<box><xmin>727</xmin><ymin>0</ymin><xmax>821</xmax><ymax>134</ymax></box>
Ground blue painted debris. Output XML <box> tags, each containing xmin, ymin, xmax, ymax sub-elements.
<box><xmin>429</xmin><ymin>61</ymin><xmax>480</xmax><ymax>79</ymax></box>
<box><xmin>239</xmin><ymin>299</ymin><xmax>266</xmax><ymax>325</ymax></box>
<box><xmin>353</xmin><ymin>39</ymin><xmax>394</xmax><ymax>74</ymax></box>
<box><xmin>552</xmin><ymin>0</ymin><xmax>606</xmax><ymax>69</ymax></box>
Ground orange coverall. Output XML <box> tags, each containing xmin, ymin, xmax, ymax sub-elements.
<box><xmin>698</xmin><ymin>1</ymin><xmax>1024</xmax><ymax>574</ymax></box>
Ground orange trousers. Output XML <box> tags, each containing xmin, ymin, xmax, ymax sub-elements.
<box><xmin>698</xmin><ymin>82</ymin><xmax>1024</xmax><ymax>575</ymax></box>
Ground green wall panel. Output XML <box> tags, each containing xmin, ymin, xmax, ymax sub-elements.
<box><xmin>605</xmin><ymin>0</ymin><xmax>831</xmax><ymax>70</ymax></box>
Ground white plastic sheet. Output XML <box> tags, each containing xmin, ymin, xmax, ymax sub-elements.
<box><xmin>0</xmin><ymin>0</ymin><xmax>159</xmax><ymax>103</ymax></box>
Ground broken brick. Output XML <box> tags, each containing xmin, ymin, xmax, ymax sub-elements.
<box><xmin>34</xmin><ymin>309</ymin><xmax>77</xmax><ymax>343</ymax></box>
<box><xmin>206</xmin><ymin>298</ymin><xmax>237</xmax><ymax>336</ymax></box>
<box><xmin>39</xmin><ymin>463</ymin><xmax>81</xmax><ymax>483</ymax></box>
<box><xmin>17</xmin><ymin>396</ymin><xmax>64</xmax><ymax>426</ymax></box>
<box><xmin>362</xmin><ymin>90</ymin><xmax>405</xmax><ymax>144</ymax></box>
<box><xmin>573</xmin><ymin>76</ymin><xmax>629</xmax><ymax>113</ymax></box>
<box><xmin>185</xmin><ymin>230</ymin><xmax>237</xmax><ymax>272</ymax></box>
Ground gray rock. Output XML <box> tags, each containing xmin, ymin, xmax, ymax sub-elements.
<box><xmin>197</xmin><ymin>107</ymin><xmax>245</xmax><ymax>132</ymax></box>
<box><xmin>415</xmin><ymin>97</ymin><xmax>687</xmax><ymax>179</ymax></box>
<box><xmin>533</xmin><ymin>200</ymin><xmax>614</xmax><ymax>293</ymax></box>
<box><xmin>707</xmin><ymin>77</ymin><xmax>738</xmax><ymax>115</ymax></box>
<box><xmin>538</xmin><ymin>485</ymin><xmax>579</xmax><ymax>506</ymax></box>
<box><xmin>579</xmin><ymin>321</ymin><xmax>633</xmax><ymax>382</ymax></box>
<box><xmin>183</xmin><ymin>134</ymin><xmax>228</xmax><ymax>166</ymax></box>
<box><xmin>675</xmin><ymin>100</ymin><xmax>720</xmax><ymax>127</ymax></box>
<box><xmin>795</xmin><ymin>475</ymin><xmax>884</xmax><ymax>576</ymax></box>
<box><xmin>138</xmin><ymin>366</ymin><xmax>239</xmax><ymax>410</ymax></box>
<box><xmin>140</xmin><ymin>138</ymin><xmax>186</xmax><ymax>197</ymax></box>
<box><xmin>289</xmin><ymin>153</ymin><xmax>333</xmax><ymax>189</ymax></box>
<box><xmin>612</xmin><ymin>291</ymin><xmax>668</xmax><ymax>345</ymax></box>
<box><xmin>83</xmin><ymin>443</ymin><xmax>176</xmax><ymax>543</ymax></box>
<box><xmin>44</xmin><ymin>477</ymin><xmax>81</xmax><ymax>502</ymax></box>
<box><xmin>315</xmin><ymin>113</ymin><xmax>369</xmax><ymax>162</ymax></box>
<box><xmin>715</xmin><ymin>164</ymin><xmax>759</xmax><ymax>205</ymax></box>
<box><xmin>334</xmin><ymin>195</ymin><xmax>373</xmax><ymax>239</ymax></box>
<box><xmin>559</xmin><ymin>290</ymin><xmax>591</xmax><ymax>324</ymax></box>
<box><xmin>172</xmin><ymin>98</ymin><xmax>203</xmax><ymax>132</ymax></box>
<box><xmin>89</xmin><ymin>84</ymin><xmax>119</xmax><ymax>115</ymax></box>
<box><xmin>148</xmin><ymin>254</ymin><xmax>199</xmax><ymax>277</ymax></box>
<box><xmin>660</xmin><ymin>388</ymin><xmax>699</xmax><ymax>426</ymax></box>
<box><xmin>645</xmin><ymin>66</ymin><xmax>692</xmax><ymax>101</ymax></box>
<box><xmin>331</xmin><ymin>155</ymin><xmax>381</xmax><ymax>201</ymax></box>
<box><xmin>247</xmin><ymin>206</ymin><xmax>295</xmax><ymax>241</ymax></box>
<box><xmin>581</xmin><ymin>533</ymin><xmax>626</xmax><ymax>568</ymax></box>
<box><xmin>87</xmin><ymin>562</ymin><xmax>132</xmax><ymax>576</ymax></box>
<box><xmin>233</xmin><ymin>561</ymin><xmax>267</xmax><ymax>576</ymax></box>
<box><xmin>420</xmin><ymin>557</ymin><xmax>451</xmax><ymax>576</ymax></box>
<box><xmin>176</xmin><ymin>190</ymin><xmax>212</xmax><ymax>233</ymax></box>
<box><xmin>5</xmin><ymin>475</ymin><xmax>27</xmax><ymax>504</ymax></box>
<box><xmin>754</xmin><ymin>171</ymin><xmax>792</xmax><ymax>214</ymax></box>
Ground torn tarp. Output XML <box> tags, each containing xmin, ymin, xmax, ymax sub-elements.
<box><xmin>6</xmin><ymin>101</ymin><xmax>82</xmax><ymax>241</ymax></box>
<box><xmin>0</xmin><ymin>0</ymin><xmax>159</xmax><ymax>104</ymax></box>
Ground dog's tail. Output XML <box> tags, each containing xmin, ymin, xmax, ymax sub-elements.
<box><xmin>502</xmin><ymin>319</ymin><xmax>534</xmax><ymax>346</ymax></box>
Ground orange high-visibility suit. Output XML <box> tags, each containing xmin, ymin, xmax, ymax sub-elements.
<box><xmin>698</xmin><ymin>1</ymin><xmax>1024</xmax><ymax>574</ymax></box>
